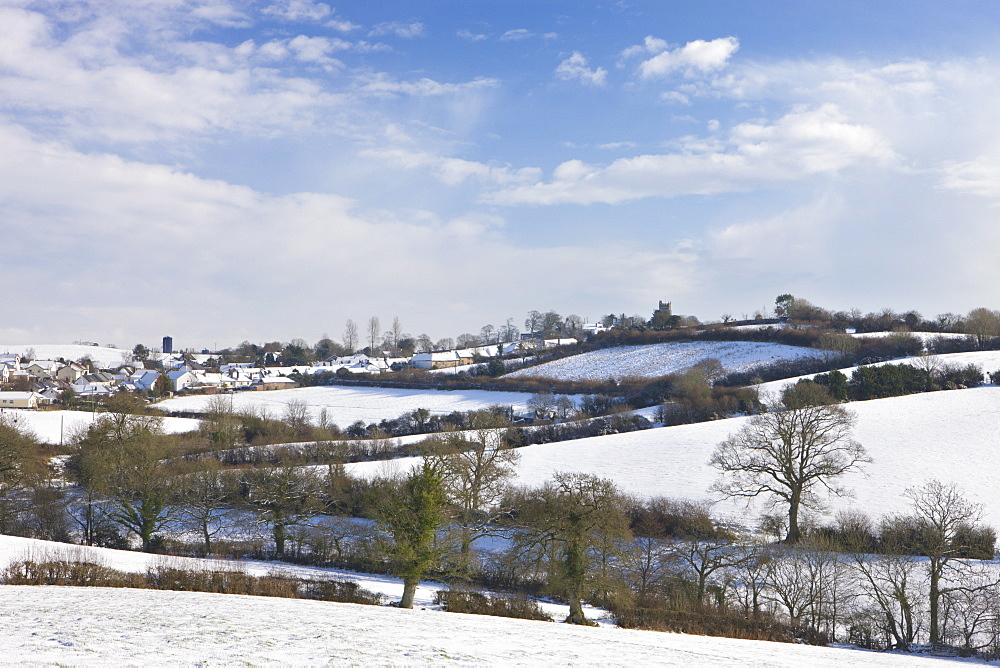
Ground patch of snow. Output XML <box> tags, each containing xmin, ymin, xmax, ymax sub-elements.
<box><xmin>0</xmin><ymin>409</ymin><xmax>200</xmax><ymax>444</ymax></box>
<box><xmin>0</xmin><ymin>582</ymin><xmax>948</xmax><ymax>665</ymax></box>
<box><xmin>507</xmin><ymin>341</ymin><xmax>827</xmax><ymax>382</ymax></box>
<box><xmin>153</xmin><ymin>386</ymin><xmax>535</xmax><ymax>428</ymax></box>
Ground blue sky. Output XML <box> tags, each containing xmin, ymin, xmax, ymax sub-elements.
<box><xmin>4</xmin><ymin>0</ymin><xmax>1000</xmax><ymax>349</ymax></box>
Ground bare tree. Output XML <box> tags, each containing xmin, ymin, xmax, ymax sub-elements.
<box><xmin>501</xmin><ymin>317</ymin><xmax>519</xmax><ymax>343</ymax></box>
<box><xmin>343</xmin><ymin>319</ymin><xmax>359</xmax><ymax>353</ymax></box>
<box><xmin>670</xmin><ymin>535</ymin><xmax>751</xmax><ymax>604</ymax></box>
<box><xmin>390</xmin><ymin>316</ymin><xmax>404</xmax><ymax>350</ymax></box>
<box><xmin>480</xmin><ymin>324</ymin><xmax>496</xmax><ymax>345</ymax></box>
<box><xmin>905</xmin><ymin>480</ymin><xmax>994</xmax><ymax>646</ymax></box>
<box><xmin>367</xmin><ymin>316</ymin><xmax>381</xmax><ymax>352</ymax></box>
<box><xmin>850</xmin><ymin>548</ymin><xmax>924</xmax><ymax>650</ymax></box>
<box><xmin>424</xmin><ymin>412</ymin><xmax>519</xmax><ymax>573</ymax></box>
<box><xmin>176</xmin><ymin>462</ymin><xmax>240</xmax><ymax>555</ymax></box>
<box><xmin>710</xmin><ymin>403</ymin><xmax>870</xmax><ymax>543</ymax></box>
<box><xmin>964</xmin><ymin>308</ymin><xmax>1000</xmax><ymax>348</ymax></box>
<box><xmin>524</xmin><ymin>310</ymin><xmax>542</xmax><ymax>336</ymax></box>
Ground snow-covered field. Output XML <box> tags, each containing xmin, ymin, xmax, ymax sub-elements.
<box><xmin>0</xmin><ymin>343</ymin><xmax>130</xmax><ymax>367</ymax></box>
<box><xmin>1</xmin><ymin>409</ymin><xmax>200</xmax><ymax>444</ymax></box>
<box><xmin>756</xmin><ymin>349</ymin><xmax>1000</xmax><ymax>397</ymax></box>
<box><xmin>506</xmin><ymin>341</ymin><xmax>828</xmax><ymax>382</ymax></box>
<box><xmin>1</xmin><ymin>583</ymin><xmax>950</xmax><ymax>666</ymax></box>
<box><xmin>351</xmin><ymin>386</ymin><xmax>1000</xmax><ymax>531</ymax></box>
<box><xmin>154</xmin><ymin>386</ymin><xmax>535</xmax><ymax>428</ymax></box>
<box><xmin>0</xmin><ymin>536</ymin><xmax>942</xmax><ymax>666</ymax></box>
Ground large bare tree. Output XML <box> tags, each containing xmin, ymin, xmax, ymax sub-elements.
<box><xmin>710</xmin><ymin>403</ymin><xmax>870</xmax><ymax>543</ymax></box>
<box><xmin>343</xmin><ymin>319</ymin><xmax>359</xmax><ymax>353</ymax></box>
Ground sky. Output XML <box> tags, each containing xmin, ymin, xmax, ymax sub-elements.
<box><xmin>4</xmin><ymin>0</ymin><xmax>1000</xmax><ymax>350</ymax></box>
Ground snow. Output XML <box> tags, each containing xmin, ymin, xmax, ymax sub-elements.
<box><xmin>0</xmin><ymin>584</ymin><xmax>949</xmax><ymax>665</ymax></box>
<box><xmin>154</xmin><ymin>385</ymin><xmax>536</xmax><ymax>428</ymax></box>
<box><xmin>506</xmin><ymin>341</ymin><xmax>828</xmax><ymax>382</ymax></box>
<box><xmin>349</xmin><ymin>386</ymin><xmax>1000</xmax><ymax>531</ymax></box>
<box><xmin>0</xmin><ymin>343</ymin><xmax>131</xmax><ymax>368</ymax></box>
<box><xmin>0</xmin><ymin>533</ymin><xmax>605</xmax><ymax>625</ymax></box>
<box><xmin>0</xmin><ymin>409</ymin><xmax>200</xmax><ymax>444</ymax></box>
<box><xmin>756</xmin><ymin>349</ymin><xmax>1000</xmax><ymax>397</ymax></box>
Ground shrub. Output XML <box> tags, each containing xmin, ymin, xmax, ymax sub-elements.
<box><xmin>1</xmin><ymin>560</ymin><xmax>383</xmax><ymax>605</ymax></box>
<box><xmin>612</xmin><ymin>595</ymin><xmax>819</xmax><ymax>644</ymax></box>
<box><xmin>434</xmin><ymin>589</ymin><xmax>552</xmax><ymax>621</ymax></box>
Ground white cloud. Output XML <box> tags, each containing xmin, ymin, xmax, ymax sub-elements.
<box><xmin>937</xmin><ymin>158</ymin><xmax>1000</xmax><ymax>199</ymax></box>
<box><xmin>0</xmin><ymin>7</ymin><xmax>346</xmax><ymax>143</ymax></box>
<box><xmin>359</xmin><ymin>148</ymin><xmax>541</xmax><ymax>187</ymax></box>
<box><xmin>555</xmin><ymin>52</ymin><xmax>607</xmax><ymax>86</ymax></box>
<box><xmin>326</xmin><ymin>18</ymin><xmax>361</xmax><ymax>32</ymax></box>
<box><xmin>458</xmin><ymin>29</ymin><xmax>488</xmax><ymax>42</ymax></box>
<box><xmin>262</xmin><ymin>0</ymin><xmax>332</xmax><ymax>22</ymax></box>
<box><xmin>287</xmin><ymin>35</ymin><xmax>351</xmax><ymax>65</ymax></box>
<box><xmin>0</xmin><ymin>124</ymin><xmax>694</xmax><ymax>345</ymax></box>
<box><xmin>485</xmin><ymin>104</ymin><xmax>894</xmax><ymax>205</ymax></box>
<box><xmin>500</xmin><ymin>29</ymin><xmax>531</xmax><ymax>41</ymax></box>
<box><xmin>620</xmin><ymin>35</ymin><xmax>669</xmax><ymax>60</ymax></box>
<box><xmin>358</xmin><ymin>74</ymin><xmax>500</xmax><ymax>98</ymax></box>
<box><xmin>638</xmin><ymin>37</ymin><xmax>739</xmax><ymax>79</ymax></box>
<box><xmin>369</xmin><ymin>21</ymin><xmax>425</xmax><ymax>38</ymax></box>
<box><xmin>659</xmin><ymin>91</ymin><xmax>691</xmax><ymax>105</ymax></box>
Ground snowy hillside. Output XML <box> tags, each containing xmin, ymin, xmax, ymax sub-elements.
<box><xmin>350</xmin><ymin>386</ymin><xmax>1000</xmax><ymax>531</ymax></box>
<box><xmin>154</xmin><ymin>386</ymin><xmax>535</xmax><ymax>428</ymax></box>
<box><xmin>506</xmin><ymin>341</ymin><xmax>828</xmax><ymax>382</ymax></box>
<box><xmin>756</xmin><ymin>349</ymin><xmax>1000</xmax><ymax>397</ymax></box>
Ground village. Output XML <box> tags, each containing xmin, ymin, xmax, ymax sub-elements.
<box><xmin>0</xmin><ymin>333</ymin><xmax>583</xmax><ymax>410</ymax></box>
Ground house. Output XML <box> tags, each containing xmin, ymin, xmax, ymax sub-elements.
<box><xmin>411</xmin><ymin>351</ymin><xmax>467</xmax><ymax>370</ymax></box>
<box><xmin>25</xmin><ymin>360</ymin><xmax>60</xmax><ymax>379</ymax></box>
<box><xmin>166</xmin><ymin>366</ymin><xmax>199</xmax><ymax>392</ymax></box>
<box><xmin>253</xmin><ymin>376</ymin><xmax>298</xmax><ymax>391</ymax></box>
<box><xmin>72</xmin><ymin>372</ymin><xmax>118</xmax><ymax>396</ymax></box>
<box><xmin>0</xmin><ymin>391</ymin><xmax>42</xmax><ymax>409</ymax></box>
<box><xmin>129</xmin><ymin>369</ymin><xmax>162</xmax><ymax>392</ymax></box>
<box><xmin>56</xmin><ymin>362</ymin><xmax>87</xmax><ymax>383</ymax></box>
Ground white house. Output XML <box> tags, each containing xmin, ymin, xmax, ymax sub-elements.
<box><xmin>0</xmin><ymin>391</ymin><xmax>42</xmax><ymax>408</ymax></box>
<box><xmin>412</xmin><ymin>351</ymin><xmax>466</xmax><ymax>370</ymax></box>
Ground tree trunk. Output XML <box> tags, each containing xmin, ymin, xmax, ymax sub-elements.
<box><xmin>274</xmin><ymin>522</ymin><xmax>286</xmax><ymax>556</ymax></box>
<box><xmin>786</xmin><ymin>491</ymin><xmax>802</xmax><ymax>543</ymax></box>
<box><xmin>400</xmin><ymin>578</ymin><xmax>418</xmax><ymax>609</ymax></box>
<box><xmin>929</xmin><ymin>567</ymin><xmax>940</xmax><ymax>645</ymax></box>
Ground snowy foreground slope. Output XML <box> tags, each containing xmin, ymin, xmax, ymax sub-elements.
<box><xmin>351</xmin><ymin>386</ymin><xmax>1000</xmax><ymax>530</ymax></box>
<box><xmin>0</xmin><ymin>535</ymin><xmax>943</xmax><ymax>665</ymax></box>
<box><xmin>155</xmin><ymin>385</ymin><xmax>535</xmax><ymax>428</ymax></box>
<box><xmin>507</xmin><ymin>341</ymin><xmax>828</xmax><ymax>381</ymax></box>
<box><xmin>0</xmin><ymin>585</ymin><xmax>947</xmax><ymax>666</ymax></box>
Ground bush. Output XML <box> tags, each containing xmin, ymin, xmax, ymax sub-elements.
<box><xmin>629</xmin><ymin>498</ymin><xmax>730</xmax><ymax>540</ymax></box>
<box><xmin>1</xmin><ymin>559</ymin><xmax>383</xmax><ymax>605</ymax></box>
<box><xmin>435</xmin><ymin>589</ymin><xmax>553</xmax><ymax>621</ymax></box>
<box><xmin>848</xmin><ymin>364</ymin><xmax>932</xmax><ymax>401</ymax></box>
<box><xmin>612</xmin><ymin>596</ymin><xmax>818</xmax><ymax>644</ymax></box>
<box><xmin>935</xmin><ymin>363</ymin><xmax>984</xmax><ymax>390</ymax></box>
